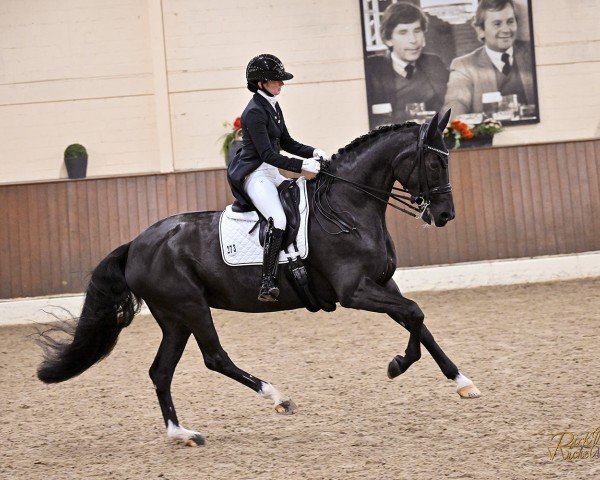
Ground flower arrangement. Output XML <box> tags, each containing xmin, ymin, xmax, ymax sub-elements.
<box><xmin>443</xmin><ymin>118</ymin><xmax>503</xmax><ymax>149</ymax></box>
<box><xmin>444</xmin><ymin>120</ymin><xmax>473</xmax><ymax>149</ymax></box>
<box><xmin>473</xmin><ymin>118</ymin><xmax>503</xmax><ymax>137</ymax></box>
<box><xmin>220</xmin><ymin>116</ymin><xmax>242</xmax><ymax>161</ymax></box>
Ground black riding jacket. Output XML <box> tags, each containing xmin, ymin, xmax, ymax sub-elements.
<box><xmin>227</xmin><ymin>93</ymin><xmax>314</xmax><ymax>211</ymax></box>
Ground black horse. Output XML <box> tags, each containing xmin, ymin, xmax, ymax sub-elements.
<box><xmin>37</xmin><ymin>112</ymin><xmax>480</xmax><ymax>447</ymax></box>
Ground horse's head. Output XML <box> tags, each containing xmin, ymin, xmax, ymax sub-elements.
<box><xmin>393</xmin><ymin>110</ymin><xmax>455</xmax><ymax>227</ymax></box>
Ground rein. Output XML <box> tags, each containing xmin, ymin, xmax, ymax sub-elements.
<box><xmin>319</xmin><ymin>170</ymin><xmax>420</xmax><ymax>217</ymax></box>
<box><xmin>313</xmin><ymin>122</ymin><xmax>451</xmax><ymax>235</ymax></box>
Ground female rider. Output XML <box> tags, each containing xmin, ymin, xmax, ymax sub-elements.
<box><xmin>227</xmin><ymin>54</ymin><xmax>327</xmax><ymax>302</ymax></box>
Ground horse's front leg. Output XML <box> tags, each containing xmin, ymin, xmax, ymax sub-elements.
<box><xmin>418</xmin><ymin>323</ymin><xmax>480</xmax><ymax>398</ymax></box>
<box><xmin>341</xmin><ymin>277</ymin><xmax>481</xmax><ymax>398</ymax></box>
<box><xmin>340</xmin><ymin>276</ymin><xmax>425</xmax><ymax>377</ymax></box>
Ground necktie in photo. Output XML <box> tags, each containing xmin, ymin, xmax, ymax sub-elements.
<box><xmin>405</xmin><ymin>64</ymin><xmax>415</xmax><ymax>79</ymax></box>
<box><xmin>501</xmin><ymin>53</ymin><xmax>511</xmax><ymax>75</ymax></box>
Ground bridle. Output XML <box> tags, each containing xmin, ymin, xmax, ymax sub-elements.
<box><xmin>404</xmin><ymin>121</ymin><xmax>452</xmax><ymax>214</ymax></box>
<box><xmin>313</xmin><ymin>122</ymin><xmax>451</xmax><ymax>235</ymax></box>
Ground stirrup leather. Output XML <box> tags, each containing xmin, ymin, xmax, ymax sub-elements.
<box><xmin>258</xmin><ymin>222</ymin><xmax>284</xmax><ymax>302</ymax></box>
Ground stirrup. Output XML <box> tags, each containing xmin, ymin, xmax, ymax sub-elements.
<box><xmin>258</xmin><ymin>288</ymin><xmax>279</xmax><ymax>302</ymax></box>
<box><xmin>258</xmin><ymin>275</ymin><xmax>279</xmax><ymax>302</ymax></box>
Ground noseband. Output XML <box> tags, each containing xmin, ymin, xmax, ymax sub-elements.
<box><xmin>314</xmin><ymin>122</ymin><xmax>452</xmax><ymax>235</ymax></box>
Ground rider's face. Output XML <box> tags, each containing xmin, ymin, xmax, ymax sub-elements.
<box><xmin>259</xmin><ymin>80</ymin><xmax>284</xmax><ymax>96</ymax></box>
<box><xmin>385</xmin><ymin>21</ymin><xmax>425</xmax><ymax>63</ymax></box>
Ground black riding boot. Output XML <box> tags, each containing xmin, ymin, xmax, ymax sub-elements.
<box><xmin>258</xmin><ymin>224</ymin><xmax>284</xmax><ymax>302</ymax></box>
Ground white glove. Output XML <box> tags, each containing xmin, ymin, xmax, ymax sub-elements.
<box><xmin>313</xmin><ymin>148</ymin><xmax>329</xmax><ymax>161</ymax></box>
<box><xmin>302</xmin><ymin>157</ymin><xmax>321</xmax><ymax>174</ymax></box>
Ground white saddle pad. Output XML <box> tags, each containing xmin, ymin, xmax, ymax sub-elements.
<box><xmin>219</xmin><ymin>178</ymin><xmax>309</xmax><ymax>266</ymax></box>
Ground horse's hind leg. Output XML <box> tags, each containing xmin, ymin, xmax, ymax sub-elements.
<box><xmin>147</xmin><ymin>305</ymin><xmax>205</xmax><ymax>446</ymax></box>
<box><xmin>184</xmin><ymin>299</ymin><xmax>297</xmax><ymax>415</ymax></box>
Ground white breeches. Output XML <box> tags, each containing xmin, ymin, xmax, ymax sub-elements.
<box><xmin>243</xmin><ymin>166</ymin><xmax>287</xmax><ymax>230</ymax></box>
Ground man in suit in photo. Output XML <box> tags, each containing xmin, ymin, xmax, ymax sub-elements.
<box><xmin>443</xmin><ymin>0</ymin><xmax>535</xmax><ymax>118</ymax></box>
<box><xmin>365</xmin><ymin>2</ymin><xmax>449</xmax><ymax>128</ymax></box>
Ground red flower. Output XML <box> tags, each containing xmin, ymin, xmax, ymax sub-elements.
<box><xmin>450</xmin><ymin>120</ymin><xmax>473</xmax><ymax>139</ymax></box>
<box><xmin>233</xmin><ymin>116</ymin><xmax>242</xmax><ymax>130</ymax></box>
<box><xmin>451</xmin><ymin>120</ymin><xmax>467</xmax><ymax>132</ymax></box>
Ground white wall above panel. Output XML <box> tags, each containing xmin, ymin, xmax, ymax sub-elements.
<box><xmin>0</xmin><ymin>0</ymin><xmax>599</xmax><ymax>184</ymax></box>
<box><xmin>161</xmin><ymin>0</ymin><xmax>364</xmax><ymax>92</ymax></box>
<box><xmin>0</xmin><ymin>0</ymin><xmax>153</xmax><ymax>105</ymax></box>
<box><xmin>0</xmin><ymin>97</ymin><xmax>161</xmax><ymax>183</ymax></box>
<box><xmin>169</xmin><ymin>80</ymin><xmax>369</xmax><ymax>172</ymax></box>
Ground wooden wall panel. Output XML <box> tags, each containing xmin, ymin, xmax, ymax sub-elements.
<box><xmin>26</xmin><ymin>185</ymin><xmax>43</xmax><ymax>297</ymax></box>
<box><xmin>585</xmin><ymin>142</ymin><xmax>600</xmax><ymax>244</ymax></box>
<box><xmin>7</xmin><ymin>187</ymin><xmax>21</xmax><ymax>297</ymax></box>
<box><xmin>40</xmin><ymin>185</ymin><xmax>54</xmax><ymax>294</ymax></box>
<box><xmin>16</xmin><ymin>186</ymin><xmax>32</xmax><ymax>295</ymax></box>
<box><xmin>1</xmin><ymin>139</ymin><xmax>599</xmax><ymax>299</ymax></box>
<box><xmin>0</xmin><ymin>188</ymin><xmax>11</xmax><ymax>297</ymax></box>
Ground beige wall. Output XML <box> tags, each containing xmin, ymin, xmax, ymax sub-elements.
<box><xmin>0</xmin><ymin>0</ymin><xmax>599</xmax><ymax>185</ymax></box>
<box><xmin>163</xmin><ymin>0</ymin><xmax>366</xmax><ymax>171</ymax></box>
<box><xmin>0</xmin><ymin>0</ymin><xmax>159</xmax><ymax>183</ymax></box>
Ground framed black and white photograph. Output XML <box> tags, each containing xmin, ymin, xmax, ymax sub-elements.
<box><xmin>360</xmin><ymin>0</ymin><xmax>540</xmax><ymax>137</ymax></box>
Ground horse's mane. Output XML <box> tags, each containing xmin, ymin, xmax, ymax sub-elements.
<box><xmin>332</xmin><ymin>122</ymin><xmax>418</xmax><ymax>160</ymax></box>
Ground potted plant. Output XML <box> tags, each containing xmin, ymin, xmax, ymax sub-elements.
<box><xmin>220</xmin><ymin>116</ymin><xmax>243</xmax><ymax>166</ymax></box>
<box><xmin>443</xmin><ymin>119</ymin><xmax>503</xmax><ymax>149</ymax></box>
<box><xmin>64</xmin><ymin>143</ymin><xmax>88</xmax><ymax>179</ymax></box>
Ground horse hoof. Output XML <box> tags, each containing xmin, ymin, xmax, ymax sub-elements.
<box><xmin>184</xmin><ymin>434</ymin><xmax>206</xmax><ymax>447</ymax></box>
<box><xmin>387</xmin><ymin>355</ymin><xmax>404</xmax><ymax>379</ymax></box>
<box><xmin>457</xmin><ymin>383</ymin><xmax>481</xmax><ymax>399</ymax></box>
<box><xmin>275</xmin><ymin>399</ymin><xmax>297</xmax><ymax>415</ymax></box>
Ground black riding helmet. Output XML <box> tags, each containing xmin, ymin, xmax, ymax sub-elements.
<box><xmin>246</xmin><ymin>54</ymin><xmax>293</xmax><ymax>92</ymax></box>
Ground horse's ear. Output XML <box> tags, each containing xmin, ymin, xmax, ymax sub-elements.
<box><xmin>439</xmin><ymin>109</ymin><xmax>451</xmax><ymax>132</ymax></box>
<box><xmin>426</xmin><ymin>113</ymin><xmax>439</xmax><ymax>142</ymax></box>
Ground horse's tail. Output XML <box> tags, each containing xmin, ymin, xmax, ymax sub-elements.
<box><xmin>37</xmin><ymin>242</ymin><xmax>141</xmax><ymax>384</ymax></box>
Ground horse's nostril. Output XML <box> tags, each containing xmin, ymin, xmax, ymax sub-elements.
<box><xmin>440</xmin><ymin>212</ymin><xmax>451</xmax><ymax>221</ymax></box>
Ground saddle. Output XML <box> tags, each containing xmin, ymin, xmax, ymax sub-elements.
<box><xmin>227</xmin><ymin>179</ymin><xmax>334</xmax><ymax>313</ymax></box>
<box><xmin>248</xmin><ymin>179</ymin><xmax>302</xmax><ymax>250</ymax></box>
